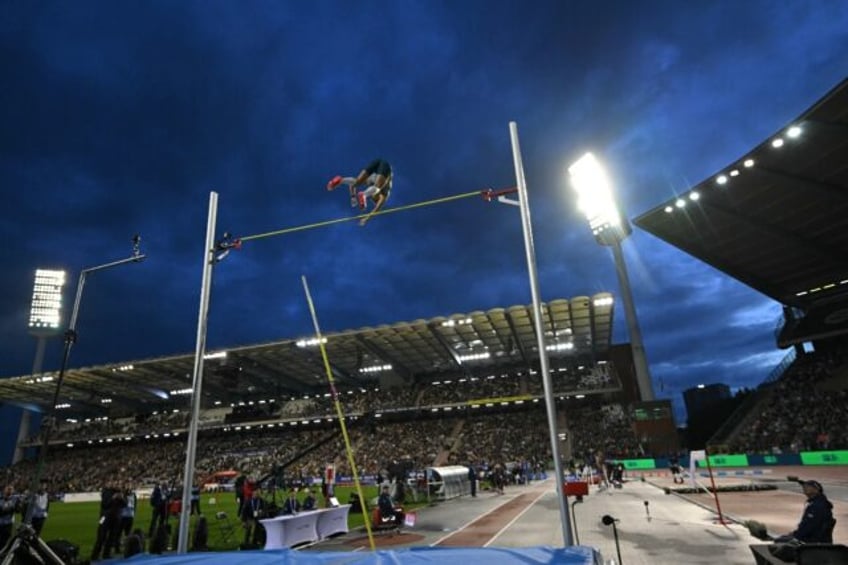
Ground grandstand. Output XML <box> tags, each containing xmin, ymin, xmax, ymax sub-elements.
<box><xmin>634</xmin><ymin>77</ymin><xmax>848</xmax><ymax>455</ymax></box>
<box><xmin>1</xmin><ymin>294</ymin><xmax>646</xmax><ymax>489</ymax></box>
<box><xmin>0</xmin><ymin>295</ymin><xmax>616</xmax><ymax>421</ymax></box>
<box><xmin>634</xmin><ymin>78</ymin><xmax>848</xmax><ymax>352</ymax></box>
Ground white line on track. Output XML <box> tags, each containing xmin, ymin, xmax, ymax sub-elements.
<box><xmin>482</xmin><ymin>488</ymin><xmax>549</xmax><ymax>547</ymax></box>
<box><xmin>430</xmin><ymin>481</ymin><xmax>551</xmax><ymax>547</ymax></box>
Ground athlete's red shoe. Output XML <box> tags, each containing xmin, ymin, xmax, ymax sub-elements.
<box><xmin>327</xmin><ymin>175</ymin><xmax>343</xmax><ymax>190</ymax></box>
<box><xmin>357</xmin><ymin>192</ymin><xmax>367</xmax><ymax>210</ymax></box>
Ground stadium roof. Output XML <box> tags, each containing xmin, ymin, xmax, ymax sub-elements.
<box><xmin>634</xmin><ymin>77</ymin><xmax>848</xmax><ymax>311</ymax></box>
<box><xmin>0</xmin><ymin>294</ymin><xmax>615</xmax><ymax>417</ymax></box>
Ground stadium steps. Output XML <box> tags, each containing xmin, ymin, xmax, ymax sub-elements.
<box><xmin>707</xmin><ymin>382</ymin><xmax>777</xmax><ymax>448</ymax></box>
<box><xmin>434</xmin><ymin>419</ymin><xmax>465</xmax><ymax>466</ymax></box>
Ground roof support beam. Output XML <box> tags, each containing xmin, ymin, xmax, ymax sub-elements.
<box><xmin>289</xmin><ymin>344</ymin><xmax>364</xmax><ymax>388</ymax></box>
<box><xmin>426</xmin><ymin>322</ymin><xmax>467</xmax><ymax>372</ymax></box>
<box><xmin>230</xmin><ymin>353</ymin><xmax>304</xmax><ymax>396</ymax></box>
<box><xmin>504</xmin><ymin>310</ymin><xmax>530</xmax><ymax>367</ymax></box>
<box><xmin>61</xmin><ymin>380</ymin><xmax>145</xmax><ymax>412</ymax></box>
<box><xmin>354</xmin><ymin>335</ymin><xmax>414</xmax><ymax>383</ymax></box>
<box><xmin>588</xmin><ymin>299</ymin><xmax>599</xmax><ymax>362</ymax></box>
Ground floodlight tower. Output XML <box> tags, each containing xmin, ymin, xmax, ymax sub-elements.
<box><xmin>15</xmin><ymin>270</ymin><xmax>67</xmax><ymax>464</ymax></box>
<box><xmin>1</xmin><ymin>237</ymin><xmax>145</xmax><ymax>565</ymax></box>
<box><xmin>568</xmin><ymin>153</ymin><xmax>655</xmax><ymax>401</ymax></box>
<box><xmin>29</xmin><ymin>236</ymin><xmax>146</xmax><ymax>500</ymax></box>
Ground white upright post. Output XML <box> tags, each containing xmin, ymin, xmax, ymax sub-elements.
<box><xmin>178</xmin><ymin>191</ymin><xmax>218</xmax><ymax>553</ymax></box>
<box><xmin>509</xmin><ymin>122</ymin><xmax>574</xmax><ymax>546</ymax></box>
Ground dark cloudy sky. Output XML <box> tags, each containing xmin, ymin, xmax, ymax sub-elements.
<box><xmin>2</xmin><ymin>1</ymin><xmax>847</xmax><ymax>422</ymax></box>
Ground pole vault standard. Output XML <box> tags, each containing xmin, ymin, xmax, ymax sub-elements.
<box><xmin>177</xmin><ymin>192</ymin><xmax>218</xmax><ymax>553</ymax></box>
<box><xmin>177</xmin><ymin>134</ymin><xmax>572</xmax><ymax>551</ymax></box>
<box><xmin>509</xmin><ymin>121</ymin><xmax>574</xmax><ymax>546</ymax></box>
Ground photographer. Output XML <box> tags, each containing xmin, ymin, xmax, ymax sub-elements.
<box><xmin>91</xmin><ymin>481</ymin><xmax>126</xmax><ymax>561</ymax></box>
<box><xmin>148</xmin><ymin>481</ymin><xmax>168</xmax><ymax>537</ymax></box>
<box><xmin>30</xmin><ymin>481</ymin><xmax>50</xmax><ymax>536</ymax></box>
<box><xmin>775</xmin><ymin>480</ymin><xmax>834</xmax><ymax>544</ymax></box>
<box><xmin>120</xmin><ymin>482</ymin><xmax>137</xmax><ymax>547</ymax></box>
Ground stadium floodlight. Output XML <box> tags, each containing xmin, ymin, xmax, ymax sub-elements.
<box><xmin>15</xmin><ymin>269</ymin><xmax>68</xmax><ymax>467</ymax></box>
<box><xmin>569</xmin><ymin>153</ymin><xmax>631</xmax><ymax>241</ymax></box>
<box><xmin>28</xmin><ymin>269</ymin><xmax>66</xmax><ymax>334</ymax></box>
<box><xmin>568</xmin><ymin>153</ymin><xmax>655</xmax><ymax>401</ymax></box>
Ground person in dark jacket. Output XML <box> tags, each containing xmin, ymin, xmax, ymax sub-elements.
<box><xmin>281</xmin><ymin>487</ymin><xmax>301</xmax><ymax>515</ymax></box>
<box><xmin>776</xmin><ymin>480</ymin><xmax>835</xmax><ymax>543</ymax></box>
<box><xmin>148</xmin><ymin>481</ymin><xmax>168</xmax><ymax>537</ymax></box>
<box><xmin>91</xmin><ymin>482</ymin><xmax>126</xmax><ymax>560</ymax></box>
<box><xmin>377</xmin><ymin>485</ymin><xmax>404</xmax><ymax>526</ymax></box>
<box><xmin>301</xmin><ymin>488</ymin><xmax>317</xmax><ymax>511</ymax></box>
<box><xmin>468</xmin><ymin>465</ymin><xmax>477</xmax><ymax>497</ymax></box>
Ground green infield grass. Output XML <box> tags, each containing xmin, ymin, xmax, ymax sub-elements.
<box><xmin>36</xmin><ymin>486</ymin><xmax>429</xmax><ymax>558</ymax></box>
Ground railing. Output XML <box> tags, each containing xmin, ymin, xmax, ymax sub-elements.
<box><xmin>763</xmin><ymin>348</ymin><xmax>797</xmax><ymax>385</ymax></box>
<box><xmin>708</xmin><ymin>348</ymin><xmax>798</xmax><ymax>447</ymax></box>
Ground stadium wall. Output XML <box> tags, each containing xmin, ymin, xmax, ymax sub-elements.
<box><xmin>614</xmin><ymin>450</ymin><xmax>848</xmax><ymax>470</ymax></box>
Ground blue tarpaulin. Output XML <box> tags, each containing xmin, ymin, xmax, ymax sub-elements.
<box><xmin>124</xmin><ymin>546</ymin><xmax>601</xmax><ymax>564</ymax></box>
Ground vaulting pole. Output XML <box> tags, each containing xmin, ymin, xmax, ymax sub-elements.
<box><xmin>301</xmin><ymin>276</ymin><xmax>376</xmax><ymax>550</ymax></box>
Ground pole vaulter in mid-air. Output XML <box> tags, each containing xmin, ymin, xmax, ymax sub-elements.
<box><xmin>327</xmin><ymin>157</ymin><xmax>393</xmax><ymax>227</ymax></box>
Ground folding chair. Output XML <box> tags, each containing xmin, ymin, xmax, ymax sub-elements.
<box><xmin>796</xmin><ymin>544</ymin><xmax>848</xmax><ymax>565</ymax></box>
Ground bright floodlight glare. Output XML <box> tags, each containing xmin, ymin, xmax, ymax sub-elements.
<box><xmin>729</xmin><ymin>169</ymin><xmax>740</xmax><ymax>177</ymax></box>
<box><xmin>675</xmin><ymin>198</ymin><xmax>686</xmax><ymax>208</ymax></box>
<box><xmin>689</xmin><ymin>192</ymin><xmax>700</xmax><ymax>201</ymax></box>
<box><xmin>664</xmin><ymin>206</ymin><xmax>673</xmax><ymax>213</ymax></box>
<box><xmin>716</xmin><ymin>175</ymin><xmax>728</xmax><ymax>185</ymax></box>
<box><xmin>568</xmin><ymin>152</ymin><xmax>622</xmax><ymax>232</ymax></box>
<box><xmin>29</xmin><ymin>269</ymin><xmax>67</xmax><ymax>332</ymax></box>
<box><xmin>787</xmin><ymin>125</ymin><xmax>802</xmax><ymax>138</ymax></box>
<box><xmin>772</xmin><ymin>138</ymin><xmax>784</xmax><ymax>148</ymax></box>
<box><xmin>743</xmin><ymin>159</ymin><xmax>755</xmax><ymax>167</ymax></box>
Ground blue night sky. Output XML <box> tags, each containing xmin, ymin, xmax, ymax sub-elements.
<box><xmin>1</xmin><ymin>1</ymin><xmax>847</xmax><ymax>423</ymax></box>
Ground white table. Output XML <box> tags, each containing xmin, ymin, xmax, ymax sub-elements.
<box><xmin>260</xmin><ymin>511</ymin><xmax>320</xmax><ymax>549</ymax></box>
<box><xmin>316</xmin><ymin>504</ymin><xmax>351</xmax><ymax>539</ymax></box>
<box><xmin>260</xmin><ymin>505</ymin><xmax>351</xmax><ymax>549</ymax></box>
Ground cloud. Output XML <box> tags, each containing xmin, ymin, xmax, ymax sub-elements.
<box><xmin>0</xmin><ymin>1</ymin><xmax>846</xmax><ymax>432</ymax></box>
